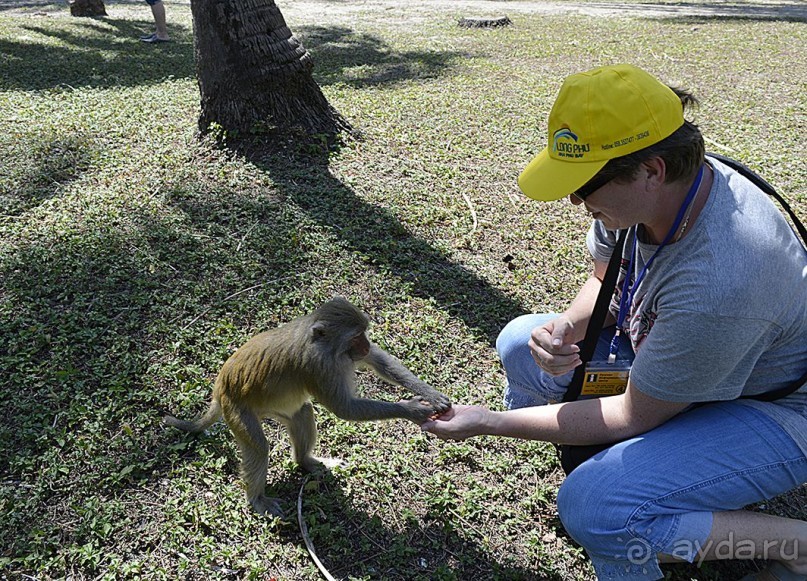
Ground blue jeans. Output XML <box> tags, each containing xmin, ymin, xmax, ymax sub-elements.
<box><xmin>496</xmin><ymin>314</ymin><xmax>807</xmax><ymax>580</ymax></box>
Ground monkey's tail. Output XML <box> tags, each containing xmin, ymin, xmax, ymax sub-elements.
<box><xmin>163</xmin><ymin>399</ymin><xmax>222</xmax><ymax>433</ymax></box>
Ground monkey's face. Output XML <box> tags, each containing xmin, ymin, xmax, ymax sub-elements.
<box><xmin>348</xmin><ymin>332</ymin><xmax>371</xmax><ymax>360</ymax></box>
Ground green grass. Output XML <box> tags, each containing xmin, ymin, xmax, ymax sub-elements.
<box><xmin>1</xmin><ymin>0</ymin><xmax>805</xmax><ymax>579</ymax></box>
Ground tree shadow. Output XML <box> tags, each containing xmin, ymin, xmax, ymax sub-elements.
<box><xmin>0</xmin><ymin>18</ymin><xmax>194</xmax><ymax>91</ymax></box>
<box><xmin>0</xmin><ymin>0</ymin><xmax>59</xmax><ymax>10</ymax></box>
<box><xmin>0</xmin><ymin>132</ymin><xmax>95</xmax><ymax>216</ymax></box>
<box><xmin>241</xmin><ymin>143</ymin><xmax>528</xmax><ymax>345</ymax></box>
<box><xmin>0</xmin><ymin>177</ymin><xmax>305</xmax><ymax>462</ymax></box>
<box><xmin>0</xmin><ymin>20</ymin><xmax>463</xmax><ymax>92</ymax></box>
<box><xmin>0</xmin><ymin>176</ymin><xmax>312</xmax><ymax>567</ymax></box>
<box><xmin>296</xmin><ymin>25</ymin><xmax>465</xmax><ymax>88</ymax></box>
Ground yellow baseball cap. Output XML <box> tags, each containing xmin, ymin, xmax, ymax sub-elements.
<box><xmin>518</xmin><ymin>64</ymin><xmax>685</xmax><ymax>201</ymax></box>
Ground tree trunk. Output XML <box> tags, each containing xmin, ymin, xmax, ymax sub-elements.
<box><xmin>190</xmin><ymin>0</ymin><xmax>351</xmax><ymax>139</ymax></box>
<box><xmin>457</xmin><ymin>16</ymin><xmax>511</xmax><ymax>28</ymax></box>
<box><xmin>69</xmin><ymin>0</ymin><xmax>107</xmax><ymax>17</ymax></box>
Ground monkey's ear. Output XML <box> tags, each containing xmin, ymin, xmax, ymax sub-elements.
<box><xmin>310</xmin><ymin>321</ymin><xmax>328</xmax><ymax>340</ymax></box>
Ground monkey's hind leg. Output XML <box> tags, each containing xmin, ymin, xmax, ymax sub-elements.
<box><xmin>287</xmin><ymin>402</ymin><xmax>343</xmax><ymax>472</ymax></box>
<box><xmin>223</xmin><ymin>402</ymin><xmax>283</xmax><ymax>517</ymax></box>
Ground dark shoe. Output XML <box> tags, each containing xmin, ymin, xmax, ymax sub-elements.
<box><xmin>141</xmin><ymin>35</ymin><xmax>171</xmax><ymax>43</ymax></box>
<box><xmin>739</xmin><ymin>562</ymin><xmax>807</xmax><ymax>581</ymax></box>
<box><xmin>139</xmin><ymin>32</ymin><xmax>156</xmax><ymax>40</ymax></box>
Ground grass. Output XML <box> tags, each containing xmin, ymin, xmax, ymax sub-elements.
<box><xmin>1</xmin><ymin>0</ymin><xmax>805</xmax><ymax>579</ymax></box>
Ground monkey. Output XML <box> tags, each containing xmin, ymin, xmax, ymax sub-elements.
<box><xmin>164</xmin><ymin>297</ymin><xmax>451</xmax><ymax>516</ymax></box>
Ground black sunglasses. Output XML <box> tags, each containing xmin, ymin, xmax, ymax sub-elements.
<box><xmin>573</xmin><ymin>172</ymin><xmax>612</xmax><ymax>200</ymax></box>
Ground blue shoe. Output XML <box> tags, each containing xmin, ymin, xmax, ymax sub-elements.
<box><xmin>140</xmin><ymin>35</ymin><xmax>171</xmax><ymax>43</ymax></box>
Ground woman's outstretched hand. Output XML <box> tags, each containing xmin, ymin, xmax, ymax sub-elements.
<box><xmin>420</xmin><ymin>404</ymin><xmax>492</xmax><ymax>441</ymax></box>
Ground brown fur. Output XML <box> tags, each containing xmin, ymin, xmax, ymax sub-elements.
<box><xmin>164</xmin><ymin>297</ymin><xmax>451</xmax><ymax>515</ymax></box>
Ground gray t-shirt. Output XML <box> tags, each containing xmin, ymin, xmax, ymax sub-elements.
<box><xmin>586</xmin><ymin>157</ymin><xmax>807</xmax><ymax>455</ymax></box>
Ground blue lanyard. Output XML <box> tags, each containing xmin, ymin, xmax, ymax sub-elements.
<box><xmin>607</xmin><ymin>164</ymin><xmax>705</xmax><ymax>363</ymax></box>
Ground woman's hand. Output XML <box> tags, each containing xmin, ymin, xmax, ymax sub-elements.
<box><xmin>528</xmin><ymin>315</ymin><xmax>581</xmax><ymax>376</ymax></box>
<box><xmin>420</xmin><ymin>404</ymin><xmax>492</xmax><ymax>441</ymax></box>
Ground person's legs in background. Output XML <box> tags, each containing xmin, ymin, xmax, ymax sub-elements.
<box><xmin>140</xmin><ymin>0</ymin><xmax>170</xmax><ymax>43</ymax></box>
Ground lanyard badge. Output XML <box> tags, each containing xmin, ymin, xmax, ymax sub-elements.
<box><xmin>581</xmin><ymin>360</ymin><xmax>632</xmax><ymax>396</ymax></box>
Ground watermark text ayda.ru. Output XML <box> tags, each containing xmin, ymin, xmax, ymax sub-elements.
<box><xmin>626</xmin><ymin>533</ymin><xmax>799</xmax><ymax>567</ymax></box>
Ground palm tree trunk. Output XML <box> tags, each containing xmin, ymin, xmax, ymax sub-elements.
<box><xmin>69</xmin><ymin>0</ymin><xmax>107</xmax><ymax>17</ymax></box>
<box><xmin>190</xmin><ymin>0</ymin><xmax>351</xmax><ymax>138</ymax></box>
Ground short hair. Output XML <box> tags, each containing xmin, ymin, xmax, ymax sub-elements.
<box><xmin>594</xmin><ymin>87</ymin><xmax>705</xmax><ymax>185</ymax></box>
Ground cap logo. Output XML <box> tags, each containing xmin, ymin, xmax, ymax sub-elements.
<box><xmin>552</xmin><ymin>127</ymin><xmax>590</xmax><ymax>159</ymax></box>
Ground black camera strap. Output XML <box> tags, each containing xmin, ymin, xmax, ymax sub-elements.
<box><xmin>709</xmin><ymin>153</ymin><xmax>807</xmax><ymax>245</ymax></box>
<box><xmin>562</xmin><ymin>231</ymin><xmax>626</xmax><ymax>403</ymax></box>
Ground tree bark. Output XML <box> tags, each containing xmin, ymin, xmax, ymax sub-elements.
<box><xmin>69</xmin><ymin>0</ymin><xmax>107</xmax><ymax>17</ymax></box>
<box><xmin>190</xmin><ymin>0</ymin><xmax>351</xmax><ymax>139</ymax></box>
<box><xmin>457</xmin><ymin>16</ymin><xmax>511</xmax><ymax>28</ymax></box>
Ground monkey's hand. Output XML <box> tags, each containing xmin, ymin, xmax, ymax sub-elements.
<box><xmin>400</xmin><ymin>395</ymin><xmax>445</xmax><ymax>423</ymax></box>
<box><xmin>416</xmin><ymin>386</ymin><xmax>452</xmax><ymax>414</ymax></box>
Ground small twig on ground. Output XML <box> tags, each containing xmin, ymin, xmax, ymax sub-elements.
<box><xmin>181</xmin><ymin>276</ymin><xmax>295</xmax><ymax>330</ymax></box>
<box><xmin>236</xmin><ymin>222</ymin><xmax>260</xmax><ymax>252</ymax></box>
<box><xmin>298</xmin><ymin>474</ymin><xmax>337</xmax><ymax>581</ymax></box>
<box><xmin>704</xmin><ymin>136</ymin><xmax>737</xmax><ymax>153</ymax></box>
<box><xmin>461</xmin><ymin>191</ymin><xmax>478</xmax><ymax>234</ymax></box>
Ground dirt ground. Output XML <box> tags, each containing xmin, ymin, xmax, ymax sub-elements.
<box><xmin>3</xmin><ymin>0</ymin><xmax>806</xmax><ymax>21</ymax></box>
<box><xmin>286</xmin><ymin>0</ymin><xmax>807</xmax><ymax>20</ymax></box>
